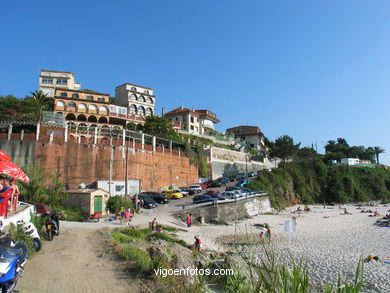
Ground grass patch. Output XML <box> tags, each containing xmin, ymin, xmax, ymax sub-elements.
<box><xmin>151</xmin><ymin>232</ymin><xmax>187</xmax><ymax>247</ymax></box>
<box><xmin>119</xmin><ymin>244</ymin><xmax>153</xmax><ymax>273</ymax></box>
<box><xmin>121</xmin><ymin>228</ymin><xmax>151</xmax><ymax>239</ymax></box>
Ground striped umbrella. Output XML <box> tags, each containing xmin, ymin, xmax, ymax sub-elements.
<box><xmin>0</xmin><ymin>161</ymin><xmax>30</xmax><ymax>183</ymax></box>
<box><xmin>0</xmin><ymin>150</ymin><xmax>10</xmax><ymax>162</ymax></box>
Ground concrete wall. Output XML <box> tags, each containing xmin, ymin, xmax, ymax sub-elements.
<box><xmin>0</xmin><ymin>139</ymin><xmax>198</xmax><ymax>192</ymax></box>
<box><xmin>176</xmin><ymin>196</ymin><xmax>270</xmax><ymax>223</ymax></box>
<box><xmin>210</xmin><ymin>160</ymin><xmax>267</xmax><ymax>179</ymax></box>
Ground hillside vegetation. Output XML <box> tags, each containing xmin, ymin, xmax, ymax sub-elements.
<box><xmin>250</xmin><ymin>136</ymin><xmax>389</xmax><ymax>208</ymax></box>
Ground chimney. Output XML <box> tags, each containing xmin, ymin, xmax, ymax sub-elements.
<box><xmin>162</xmin><ymin>107</ymin><xmax>166</xmax><ymax>116</ymax></box>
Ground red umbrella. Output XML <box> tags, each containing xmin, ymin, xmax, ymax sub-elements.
<box><xmin>0</xmin><ymin>150</ymin><xmax>10</xmax><ymax>162</ymax></box>
<box><xmin>0</xmin><ymin>161</ymin><xmax>30</xmax><ymax>183</ymax></box>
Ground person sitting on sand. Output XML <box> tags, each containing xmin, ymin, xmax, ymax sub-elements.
<box><xmin>304</xmin><ymin>206</ymin><xmax>311</xmax><ymax>212</ymax></box>
<box><xmin>259</xmin><ymin>231</ymin><xmax>265</xmax><ymax>241</ymax></box>
<box><xmin>342</xmin><ymin>208</ymin><xmax>351</xmax><ymax>215</ymax></box>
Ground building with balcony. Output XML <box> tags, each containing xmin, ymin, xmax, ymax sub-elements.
<box><xmin>114</xmin><ymin>83</ymin><xmax>155</xmax><ymax>124</ymax></box>
<box><xmin>226</xmin><ymin>125</ymin><xmax>265</xmax><ymax>151</ymax></box>
<box><xmin>164</xmin><ymin>107</ymin><xmax>220</xmax><ymax>136</ymax></box>
<box><xmin>39</xmin><ymin>70</ymin><xmax>81</xmax><ymax>97</ymax></box>
<box><xmin>53</xmin><ymin>88</ymin><xmax>112</xmax><ymax>132</ymax></box>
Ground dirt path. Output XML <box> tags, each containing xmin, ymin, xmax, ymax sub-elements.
<box><xmin>17</xmin><ymin>227</ymin><xmax>141</xmax><ymax>293</ymax></box>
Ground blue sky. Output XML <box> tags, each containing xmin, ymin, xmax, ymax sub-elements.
<box><xmin>1</xmin><ymin>0</ymin><xmax>390</xmax><ymax>164</ymax></box>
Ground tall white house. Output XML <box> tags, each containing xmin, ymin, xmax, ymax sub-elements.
<box><xmin>164</xmin><ymin>107</ymin><xmax>220</xmax><ymax>136</ymax></box>
<box><xmin>39</xmin><ymin>70</ymin><xmax>81</xmax><ymax>97</ymax></box>
<box><xmin>114</xmin><ymin>83</ymin><xmax>155</xmax><ymax>122</ymax></box>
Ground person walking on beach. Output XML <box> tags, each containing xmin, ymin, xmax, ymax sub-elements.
<box><xmin>186</xmin><ymin>214</ymin><xmax>192</xmax><ymax>228</ymax></box>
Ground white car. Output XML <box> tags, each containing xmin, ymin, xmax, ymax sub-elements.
<box><xmin>188</xmin><ymin>185</ymin><xmax>202</xmax><ymax>193</ymax></box>
<box><xmin>222</xmin><ymin>191</ymin><xmax>240</xmax><ymax>199</ymax></box>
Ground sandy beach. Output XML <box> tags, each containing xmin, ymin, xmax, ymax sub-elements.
<box><xmin>175</xmin><ymin>204</ymin><xmax>390</xmax><ymax>292</ymax></box>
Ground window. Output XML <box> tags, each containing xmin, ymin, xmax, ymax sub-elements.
<box><xmin>130</xmin><ymin>94</ymin><xmax>137</xmax><ymax>101</ymax></box>
<box><xmin>138</xmin><ymin>106</ymin><xmax>145</xmax><ymax>116</ymax></box>
<box><xmin>99</xmin><ymin>106</ymin><xmax>108</xmax><ymax>113</ymax></box>
<box><xmin>190</xmin><ymin>126</ymin><xmax>194</xmax><ymax>130</ymax></box>
<box><xmin>86</xmin><ymin>95</ymin><xmax>94</xmax><ymax>100</ymax></box>
<box><xmin>115</xmin><ymin>185</ymin><xmax>124</xmax><ymax>192</ymax></box>
<box><xmin>190</xmin><ymin>117</ymin><xmax>194</xmax><ymax>123</ymax></box>
<box><xmin>78</xmin><ymin>103</ymin><xmax>87</xmax><ymax>110</ymax></box>
<box><xmin>56</xmin><ymin>79</ymin><xmax>67</xmax><ymax>85</ymax></box>
<box><xmin>60</xmin><ymin>92</ymin><xmax>68</xmax><ymax>97</ymax></box>
<box><xmin>72</xmin><ymin>93</ymin><xmax>79</xmax><ymax>99</ymax></box>
<box><xmin>42</xmin><ymin>78</ymin><xmax>53</xmax><ymax>84</ymax></box>
<box><xmin>98</xmin><ymin>96</ymin><xmax>105</xmax><ymax>102</ymax></box>
<box><xmin>129</xmin><ymin>104</ymin><xmax>137</xmax><ymax>114</ymax></box>
<box><xmin>67</xmin><ymin>102</ymin><xmax>76</xmax><ymax>108</ymax></box>
<box><xmin>131</xmin><ymin>87</ymin><xmax>136</xmax><ymax>92</ymax></box>
<box><xmin>146</xmin><ymin>107</ymin><xmax>153</xmax><ymax>116</ymax></box>
<box><xmin>146</xmin><ymin>97</ymin><xmax>153</xmax><ymax>104</ymax></box>
<box><xmin>139</xmin><ymin>95</ymin><xmax>145</xmax><ymax>103</ymax></box>
<box><xmin>88</xmin><ymin>104</ymin><xmax>98</xmax><ymax>111</ymax></box>
<box><xmin>175</xmin><ymin>117</ymin><xmax>178</xmax><ymax>121</ymax></box>
<box><xmin>56</xmin><ymin>100</ymin><xmax>65</xmax><ymax>107</ymax></box>
<box><xmin>144</xmin><ymin>90</ymin><xmax>149</xmax><ymax>94</ymax></box>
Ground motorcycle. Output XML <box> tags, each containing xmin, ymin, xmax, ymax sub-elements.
<box><xmin>0</xmin><ymin>240</ymin><xmax>27</xmax><ymax>293</ymax></box>
<box><xmin>17</xmin><ymin>220</ymin><xmax>41</xmax><ymax>252</ymax></box>
<box><xmin>44</xmin><ymin>213</ymin><xmax>59</xmax><ymax>241</ymax></box>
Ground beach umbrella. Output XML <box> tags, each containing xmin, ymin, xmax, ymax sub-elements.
<box><xmin>0</xmin><ymin>161</ymin><xmax>30</xmax><ymax>183</ymax></box>
<box><xmin>0</xmin><ymin>150</ymin><xmax>10</xmax><ymax>162</ymax></box>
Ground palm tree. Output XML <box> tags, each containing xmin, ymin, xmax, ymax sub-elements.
<box><xmin>373</xmin><ymin>146</ymin><xmax>385</xmax><ymax>164</ymax></box>
<box><xmin>26</xmin><ymin>90</ymin><xmax>52</xmax><ymax>122</ymax></box>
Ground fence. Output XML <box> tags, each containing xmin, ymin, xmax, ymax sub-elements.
<box><xmin>0</xmin><ymin>120</ymin><xmax>186</xmax><ymax>156</ymax></box>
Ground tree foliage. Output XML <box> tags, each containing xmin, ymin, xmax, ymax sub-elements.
<box><xmin>142</xmin><ymin>116</ymin><xmax>181</xmax><ymax>141</ymax></box>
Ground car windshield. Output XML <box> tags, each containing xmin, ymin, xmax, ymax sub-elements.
<box><xmin>190</xmin><ymin>185</ymin><xmax>199</xmax><ymax>188</ymax></box>
<box><xmin>0</xmin><ymin>246</ymin><xmax>24</xmax><ymax>263</ymax></box>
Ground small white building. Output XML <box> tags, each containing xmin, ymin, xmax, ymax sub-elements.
<box><xmin>39</xmin><ymin>69</ymin><xmax>81</xmax><ymax>97</ymax></box>
<box><xmin>340</xmin><ymin>158</ymin><xmax>360</xmax><ymax>166</ymax></box>
<box><xmin>97</xmin><ymin>180</ymin><xmax>140</xmax><ymax>196</ymax></box>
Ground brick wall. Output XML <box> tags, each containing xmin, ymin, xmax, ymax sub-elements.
<box><xmin>33</xmin><ymin>140</ymin><xmax>199</xmax><ymax>191</ymax></box>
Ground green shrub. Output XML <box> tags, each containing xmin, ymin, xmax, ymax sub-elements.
<box><xmin>106</xmin><ymin>196</ymin><xmax>134</xmax><ymax>213</ymax></box>
<box><xmin>152</xmin><ymin>232</ymin><xmax>187</xmax><ymax>247</ymax></box>
<box><xmin>7</xmin><ymin>223</ymin><xmax>37</xmax><ymax>256</ymax></box>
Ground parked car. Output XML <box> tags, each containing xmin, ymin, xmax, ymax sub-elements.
<box><xmin>162</xmin><ymin>190</ymin><xmax>183</xmax><ymax>199</ymax></box>
<box><xmin>138</xmin><ymin>195</ymin><xmax>158</xmax><ymax>208</ymax></box>
<box><xmin>236</xmin><ymin>179</ymin><xmax>250</xmax><ymax>188</ymax></box>
<box><xmin>193</xmin><ymin>195</ymin><xmax>217</xmax><ymax>204</ymax></box>
<box><xmin>226</xmin><ymin>186</ymin><xmax>242</xmax><ymax>192</ymax></box>
<box><xmin>26</xmin><ymin>202</ymin><xmax>52</xmax><ymax>214</ymax></box>
<box><xmin>235</xmin><ymin>173</ymin><xmax>246</xmax><ymax>180</ymax></box>
<box><xmin>248</xmin><ymin>171</ymin><xmax>258</xmax><ymax>177</ymax></box>
<box><xmin>200</xmin><ymin>183</ymin><xmax>208</xmax><ymax>189</ymax></box>
<box><xmin>177</xmin><ymin>189</ymin><xmax>189</xmax><ymax>197</ymax></box>
<box><xmin>198</xmin><ymin>178</ymin><xmax>209</xmax><ymax>184</ymax></box>
<box><xmin>188</xmin><ymin>185</ymin><xmax>202</xmax><ymax>193</ymax></box>
<box><xmin>207</xmin><ymin>181</ymin><xmax>222</xmax><ymax>188</ymax></box>
<box><xmin>205</xmin><ymin>190</ymin><xmax>225</xmax><ymax>199</ymax></box>
<box><xmin>141</xmin><ymin>192</ymin><xmax>171</xmax><ymax>204</ymax></box>
<box><xmin>221</xmin><ymin>191</ymin><xmax>240</xmax><ymax>199</ymax></box>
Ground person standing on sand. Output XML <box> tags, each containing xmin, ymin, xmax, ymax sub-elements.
<box><xmin>10</xmin><ymin>178</ymin><xmax>20</xmax><ymax>212</ymax></box>
<box><xmin>186</xmin><ymin>214</ymin><xmax>192</xmax><ymax>227</ymax></box>
<box><xmin>266</xmin><ymin>227</ymin><xmax>272</xmax><ymax>242</ymax></box>
<box><xmin>151</xmin><ymin>218</ymin><xmax>158</xmax><ymax>232</ymax></box>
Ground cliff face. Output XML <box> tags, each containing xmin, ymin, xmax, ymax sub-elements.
<box><xmin>249</xmin><ymin>159</ymin><xmax>390</xmax><ymax>208</ymax></box>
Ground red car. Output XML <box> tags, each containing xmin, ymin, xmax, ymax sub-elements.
<box><xmin>26</xmin><ymin>202</ymin><xmax>52</xmax><ymax>214</ymax></box>
<box><xmin>200</xmin><ymin>183</ymin><xmax>208</xmax><ymax>189</ymax></box>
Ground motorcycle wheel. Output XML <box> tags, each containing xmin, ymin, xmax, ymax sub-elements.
<box><xmin>47</xmin><ymin>229</ymin><xmax>53</xmax><ymax>241</ymax></box>
<box><xmin>33</xmin><ymin>238</ymin><xmax>42</xmax><ymax>252</ymax></box>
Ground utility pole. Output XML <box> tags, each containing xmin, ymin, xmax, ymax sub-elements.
<box><xmin>109</xmin><ymin>135</ymin><xmax>113</xmax><ymax>197</ymax></box>
<box><xmin>125</xmin><ymin>146</ymin><xmax>129</xmax><ymax>198</ymax></box>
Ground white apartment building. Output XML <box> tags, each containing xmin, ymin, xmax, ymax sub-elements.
<box><xmin>39</xmin><ymin>69</ymin><xmax>81</xmax><ymax>97</ymax></box>
<box><xmin>164</xmin><ymin>107</ymin><xmax>220</xmax><ymax>136</ymax></box>
<box><xmin>340</xmin><ymin>158</ymin><xmax>360</xmax><ymax>166</ymax></box>
<box><xmin>114</xmin><ymin>83</ymin><xmax>155</xmax><ymax>122</ymax></box>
